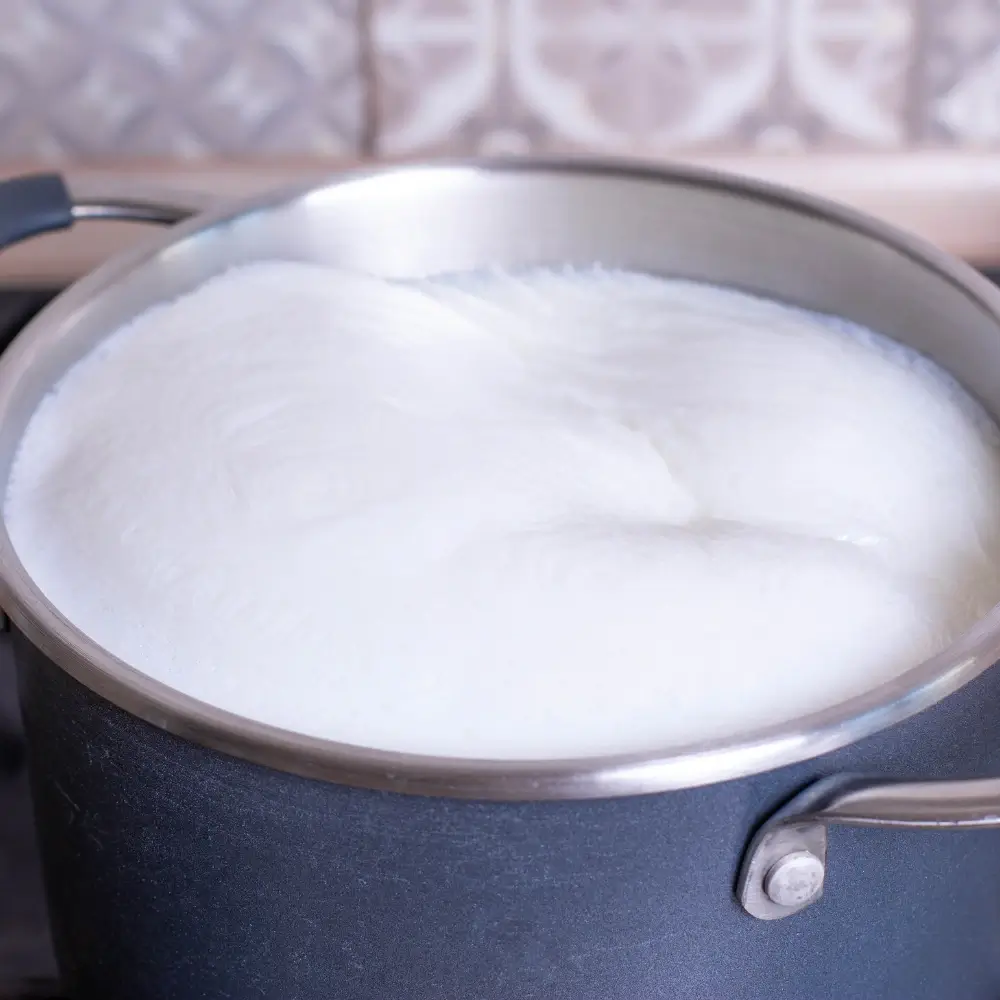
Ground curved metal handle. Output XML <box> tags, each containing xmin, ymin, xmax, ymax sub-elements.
<box><xmin>736</xmin><ymin>774</ymin><xmax>1000</xmax><ymax>920</ymax></box>
<box><xmin>71</xmin><ymin>197</ymin><xmax>193</xmax><ymax>227</ymax></box>
<box><xmin>0</xmin><ymin>172</ymin><xmax>196</xmax><ymax>251</ymax></box>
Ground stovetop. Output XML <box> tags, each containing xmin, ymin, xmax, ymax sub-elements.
<box><xmin>3</xmin><ymin>272</ymin><xmax>1000</xmax><ymax>999</ymax></box>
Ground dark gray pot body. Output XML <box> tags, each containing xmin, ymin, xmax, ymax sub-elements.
<box><xmin>17</xmin><ymin>632</ymin><xmax>1000</xmax><ymax>1000</ymax></box>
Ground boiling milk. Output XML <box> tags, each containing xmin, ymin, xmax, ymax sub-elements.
<box><xmin>7</xmin><ymin>262</ymin><xmax>1000</xmax><ymax>759</ymax></box>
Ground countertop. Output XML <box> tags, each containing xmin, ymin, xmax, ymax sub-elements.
<box><xmin>4</xmin><ymin>152</ymin><xmax>1000</xmax><ymax>284</ymax></box>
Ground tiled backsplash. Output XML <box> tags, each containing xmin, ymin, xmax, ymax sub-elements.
<box><xmin>0</xmin><ymin>0</ymin><xmax>363</xmax><ymax>161</ymax></box>
<box><xmin>3</xmin><ymin>0</ymin><xmax>1000</xmax><ymax>163</ymax></box>
<box><xmin>374</xmin><ymin>0</ymin><xmax>917</xmax><ymax>154</ymax></box>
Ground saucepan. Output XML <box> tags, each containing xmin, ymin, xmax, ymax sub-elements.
<box><xmin>1</xmin><ymin>162</ymin><xmax>1000</xmax><ymax>999</ymax></box>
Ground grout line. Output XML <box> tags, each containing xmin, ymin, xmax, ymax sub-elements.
<box><xmin>356</xmin><ymin>0</ymin><xmax>380</xmax><ymax>159</ymax></box>
<box><xmin>906</xmin><ymin>0</ymin><xmax>933</xmax><ymax>146</ymax></box>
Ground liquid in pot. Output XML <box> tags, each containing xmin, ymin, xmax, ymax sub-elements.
<box><xmin>6</xmin><ymin>263</ymin><xmax>1000</xmax><ymax>759</ymax></box>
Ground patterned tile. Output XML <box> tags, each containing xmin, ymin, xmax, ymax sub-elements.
<box><xmin>0</xmin><ymin>0</ymin><xmax>363</xmax><ymax>161</ymax></box>
<box><xmin>371</xmin><ymin>0</ymin><xmax>503</xmax><ymax>155</ymax></box>
<box><xmin>920</xmin><ymin>0</ymin><xmax>1000</xmax><ymax>144</ymax></box>
<box><xmin>764</xmin><ymin>0</ymin><xmax>914</xmax><ymax>148</ymax></box>
<box><xmin>507</xmin><ymin>0</ymin><xmax>780</xmax><ymax>152</ymax></box>
<box><xmin>371</xmin><ymin>0</ymin><xmax>915</xmax><ymax>156</ymax></box>
<box><xmin>0</xmin><ymin>0</ymin><xmax>977</xmax><ymax>162</ymax></box>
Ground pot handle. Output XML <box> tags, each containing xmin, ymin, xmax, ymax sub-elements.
<box><xmin>736</xmin><ymin>773</ymin><xmax>1000</xmax><ymax>920</ymax></box>
<box><xmin>0</xmin><ymin>174</ymin><xmax>192</xmax><ymax>603</ymax></box>
<box><xmin>0</xmin><ymin>172</ymin><xmax>196</xmax><ymax>250</ymax></box>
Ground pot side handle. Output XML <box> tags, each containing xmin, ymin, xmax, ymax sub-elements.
<box><xmin>0</xmin><ymin>172</ymin><xmax>198</xmax><ymax>767</ymax></box>
<box><xmin>736</xmin><ymin>773</ymin><xmax>1000</xmax><ymax>920</ymax></box>
<box><xmin>0</xmin><ymin>172</ymin><xmax>196</xmax><ymax>250</ymax></box>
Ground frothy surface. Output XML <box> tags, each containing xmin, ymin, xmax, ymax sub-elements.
<box><xmin>7</xmin><ymin>263</ymin><xmax>1000</xmax><ymax>759</ymax></box>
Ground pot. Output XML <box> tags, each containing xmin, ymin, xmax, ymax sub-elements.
<box><xmin>2</xmin><ymin>162</ymin><xmax>1000</xmax><ymax>999</ymax></box>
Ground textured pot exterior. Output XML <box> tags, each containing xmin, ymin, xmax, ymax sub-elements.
<box><xmin>18</xmin><ymin>632</ymin><xmax>1000</xmax><ymax>1000</ymax></box>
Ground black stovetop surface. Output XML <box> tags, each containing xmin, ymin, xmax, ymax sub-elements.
<box><xmin>4</xmin><ymin>273</ymin><xmax>1000</xmax><ymax>999</ymax></box>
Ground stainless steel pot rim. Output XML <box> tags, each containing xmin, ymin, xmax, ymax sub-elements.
<box><xmin>4</xmin><ymin>156</ymin><xmax>1000</xmax><ymax>801</ymax></box>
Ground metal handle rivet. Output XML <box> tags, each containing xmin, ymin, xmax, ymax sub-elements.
<box><xmin>762</xmin><ymin>850</ymin><xmax>825</xmax><ymax>908</ymax></box>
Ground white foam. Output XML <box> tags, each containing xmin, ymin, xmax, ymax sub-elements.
<box><xmin>6</xmin><ymin>262</ymin><xmax>1000</xmax><ymax>759</ymax></box>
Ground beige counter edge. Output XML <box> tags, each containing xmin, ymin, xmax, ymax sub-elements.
<box><xmin>2</xmin><ymin>152</ymin><xmax>999</xmax><ymax>283</ymax></box>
